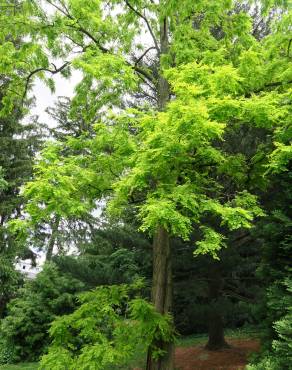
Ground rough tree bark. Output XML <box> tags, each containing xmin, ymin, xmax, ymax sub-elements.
<box><xmin>205</xmin><ymin>262</ymin><xmax>230</xmax><ymax>350</ymax></box>
<box><xmin>146</xmin><ymin>227</ymin><xmax>174</xmax><ymax>370</ymax></box>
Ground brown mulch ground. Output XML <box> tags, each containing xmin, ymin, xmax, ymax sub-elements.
<box><xmin>174</xmin><ymin>338</ymin><xmax>260</xmax><ymax>370</ymax></box>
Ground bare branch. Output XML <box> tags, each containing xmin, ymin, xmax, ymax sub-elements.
<box><xmin>136</xmin><ymin>72</ymin><xmax>156</xmax><ymax>93</ymax></box>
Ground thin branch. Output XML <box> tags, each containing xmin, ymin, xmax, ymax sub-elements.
<box><xmin>124</xmin><ymin>0</ymin><xmax>160</xmax><ymax>52</ymax></box>
<box><xmin>135</xmin><ymin>90</ymin><xmax>157</xmax><ymax>102</ymax></box>
<box><xmin>44</xmin><ymin>0</ymin><xmax>155</xmax><ymax>84</ymax></box>
<box><xmin>138</xmin><ymin>74</ymin><xmax>156</xmax><ymax>93</ymax></box>
<box><xmin>135</xmin><ymin>46</ymin><xmax>157</xmax><ymax>65</ymax></box>
<box><xmin>45</xmin><ymin>0</ymin><xmax>70</xmax><ymax>18</ymax></box>
<box><xmin>46</xmin><ymin>1</ymin><xmax>103</xmax><ymax>46</ymax></box>
<box><xmin>65</xmin><ymin>34</ymin><xmax>90</xmax><ymax>52</ymax></box>
<box><xmin>258</xmin><ymin>79</ymin><xmax>292</xmax><ymax>90</ymax></box>
<box><xmin>60</xmin><ymin>14</ymin><xmax>154</xmax><ymax>82</ymax></box>
<box><xmin>22</xmin><ymin>62</ymin><xmax>70</xmax><ymax>103</ymax></box>
<box><xmin>223</xmin><ymin>290</ymin><xmax>256</xmax><ymax>304</ymax></box>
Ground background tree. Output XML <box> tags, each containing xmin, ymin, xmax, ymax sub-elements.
<box><xmin>247</xmin><ymin>78</ymin><xmax>292</xmax><ymax>369</ymax></box>
<box><xmin>0</xmin><ymin>0</ymin><xmax>48</xmax><ymax>317</ymax></box>
<box><xmin>173</xmin><ymin>233</ymin><xmax>262</xmax><ymax>346</ymax></box>
<box><xmin>0</xmin><ymin>87</ymin><xmax>45</xmax><ymax>317</ymax></box>
<box><xmin>0</xmin><ymin>263</ymin><xmax>84</xmax><ymax>364</ymax></box>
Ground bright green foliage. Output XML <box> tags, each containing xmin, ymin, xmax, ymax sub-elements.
<box><xmin>5</xmin><ymin>2</ymin><xmax>290</xmax><ymax>258</ymax></box>
<box><xmin>194</xmin><ymin>227</ymin><xmax>226</xmax><ymax>259</ymax></box>
<box><xmin>0</xmin><ymin>0</ymin><xmax>47</xmax><ymax>313</ymax></box>
<box><xmin>269</xmin><ymin>142</ymin><xmax>292</xmax><ymax>173</ymax></box>
<box><xmin>23</xmin><ymin>142</ymin><xmax>98</xmax><ymax>222</ymax></box>
<box><xmin>39</xmin><ymin>281</ymin><xmax>174</xmax><ymax>370</ymax></box>
<box><xmin>19</xmin><ymin>56</ymin><xmax>274</xmax><ymax>258</ymax></box>
<box><xmin>1</xmin><ymin>0</ymin><xmax>291</xmax><ymax>367</ymax></box>
<box><xmin>0</xmin><ymin>263</ymin><xmax>84</xmax><ymax>364</ymax></box>
<box><xmin>0</xmin><ymin>1</ymin><xmax>68</xmax><ymax>116</ymax></box>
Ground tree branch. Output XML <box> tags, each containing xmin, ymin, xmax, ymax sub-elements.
<box><xmin>22</xmin><ymin>62</ymin><xmax>70</xmax><ymax>103</ymax></box>
<box><xmin>124</xmin><ymin>0</ymin><xmax>160</xmax><ymax>52</ymax></box>
<box><xmin>246</xmin><ymin>79</ymin><xmax>292</xmax><ymax>97</ymax></box>
<box><xmin>45</xmin><ymin>0</ymin><xmax>70</xmax><ymax>18</ymax></box>
<box><xmin>135</xmin><ymin>46</ymin><xmax>157</xmax><ymax>65</ymax></box>
<box><xmin>45</xmin><ymin>1</ymin><xmax>155</xmax><ymax>84</ymax></box>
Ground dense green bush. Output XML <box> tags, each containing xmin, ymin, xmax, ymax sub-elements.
<box><xmin>247</xmin><ymin>277</ymin><xmax>292</xmax><ymax>370</ymax></box>
<box><xmin>0</xmin><ymin>263</ymin><xmax>84</xmax><ymax>364</ymax></box>
<box><xmin>40</xmin><ymin>281</ymin><xmax>175</xmax><ymax>370</ymax></box>
<box><xmin>0</xmin><ymin>256</ymin><xmax>23</xmax><ymax>318</ymax></box>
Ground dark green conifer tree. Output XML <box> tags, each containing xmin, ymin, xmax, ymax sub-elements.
<box><xmin>0</xmin><ymin>83</ymin><xmax>45</xmax><ymax>316</ymax></box>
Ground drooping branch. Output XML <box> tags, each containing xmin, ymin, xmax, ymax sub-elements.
<box><xmin>22</xmin><ymin>62</ymin><xmax>70</xmax><ymax>103</ymax></box>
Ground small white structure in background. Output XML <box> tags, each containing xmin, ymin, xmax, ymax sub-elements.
<box><xmin>15</xmin><ymin>260</ymin><xmax>42</xmax><ymax>279</ymax></box>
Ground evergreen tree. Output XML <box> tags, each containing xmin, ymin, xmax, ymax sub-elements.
<box><xmin>0</xmin><ymin>1</ymin><xmax>47</xmax><ymax>316</ymax></box>
<box><xmin>53</xmin><ymin>222</ymin><xmax>152</xmax><ymax>288</ymax></box>
<box><xmin>0</xmin><ymin>263</ymin><xmax>84</xmax><ymax>364</ymax></box>
<box><xmin>248</xmin><ymin>152</ymin><xmax>292</xmax><ymax>369</ymax></box>
<box><xmin>0</xmin><ymin>86</ymin><xmax>45</xmax><ymax>317</ymax></box>
<box><xmin>173</xmin><ymin>232</ymin><xmax>262</xmax><ymax>340</ymax></box>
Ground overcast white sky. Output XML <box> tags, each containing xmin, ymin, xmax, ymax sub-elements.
<box><xmin>30</xmin><ymin>70</ymin><xmax>82</xmax><ymax>127</ymax></box>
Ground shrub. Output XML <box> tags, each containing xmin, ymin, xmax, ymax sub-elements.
<box><xmin>40</xmin><ymin>280</ymin><xmax>175</xmax><ymax>370</ymax></box>
<box><xmin>0</xmin><ymin>263</ymin><xmax>84</xmax><ymax>364</ymax></box>
<box><xmin>247</xmin><ymin>277</ymin><xmax>292</xmax><ymax>370</ymax></box>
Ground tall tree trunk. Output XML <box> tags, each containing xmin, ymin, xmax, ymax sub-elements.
<box><xmin>205</xmin><ymin>262</ymin><xmax>229</xmax><ymax>350</ymax></box>
<box><xmin>146</xmin><ymin>227</ymin><xmax>174</xmax><ymax>370</ymax></box>
<box><xmin>146</xmin><ymin>11</ymin><xmax>175</xmax><ymax>370</ymax></box>
<box><xmin>45</xmin><ymin>216</ymin><xmax>60</xmax><ymax>261</ymax></box>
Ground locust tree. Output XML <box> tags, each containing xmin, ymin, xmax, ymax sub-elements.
<box><xmin>4</xmin><ymin>0</ymin><xmax>291</xmax><ymax>369</ymax></box>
